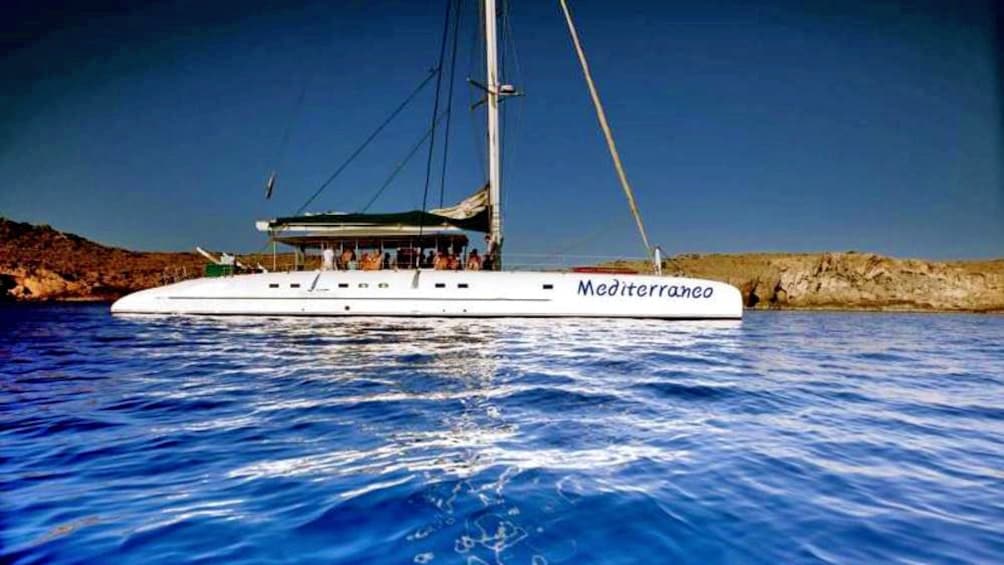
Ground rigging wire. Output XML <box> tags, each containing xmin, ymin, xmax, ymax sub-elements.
<box><xmin>501</xmin><ymin>0</ymin><xmax>522</xmax><ymax>92</ymax></box>
<box><xmin>417</xmin><ymin>0</ymin><xmax>455</xmax><ymax>241</ymax></box>
<box><xmin>541</xmin><ymin>214</ymin><xmax>633</xmax><ymax>259</ymax></box>
<box><xmin>500</xmin><ymin>0</ymin><xmax>524</xmax><ymax>215</ymax></box>
<box><xmin>558</xmin><ymin>0</ymin><xmax>654</xmax><ymax>260</ymax></box>
<box><xmin>266</xmin><ymin>69</ymin><xmax>312</xmax><ymax>199</ymax></box>
<box><xmin>292</xmin><ymin>68</ymin><xmax>438</xmax><ymax>216</ymax></box>
<box><xmin>266</xmin><ymin>15</ymin><xmax>340</xmax><ymax>200</ymax></box>
<box><xmin>360</xmin><ymin>110</ymin><xmax>451</xmax><ymax>213</ymax></box>
<box><xmin>467</xmin><ymin>0</ymin><xmax>487</xmax><ymax>179</ymax></box>
<box><xmin>437</xmin><ymin>0</ymin><xmax>464</xmax><ymax>208</ymax></box>
<box><xmin>497</xmin><ymin>0</ymin><xmax>506</xmax><ymax>200</ymax></box>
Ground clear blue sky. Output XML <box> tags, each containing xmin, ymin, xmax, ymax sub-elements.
<box><xmin>2</xmin><ymin>0</ymin><xmax>1002</xmax><ymax>259</ymax></box>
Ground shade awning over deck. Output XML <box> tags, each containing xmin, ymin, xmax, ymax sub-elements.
<box><xmin>255</xmin><ymin>222</ymin><xmax>469</xmax><ymax>249</ymax></box>
<box><xmin>260</xmin><ymin>188</ymin><xmax>488</xmax><ymax>232</ymax></box>
<box><xmin>256</xmin><ymin>188</ymin><xmax>487</xmax><ymax>249</ymax></box>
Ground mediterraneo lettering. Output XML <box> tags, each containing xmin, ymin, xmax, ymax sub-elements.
<box><xmin>577</xmin><ymin>278</ymin><xmax>714</xmax><ymax>299</ymax></box>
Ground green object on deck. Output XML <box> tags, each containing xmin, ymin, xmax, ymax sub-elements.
<box><xmin>204</xmin><ymin>264</ymin><xmax>234</xmax><ymax>278</ymax></box>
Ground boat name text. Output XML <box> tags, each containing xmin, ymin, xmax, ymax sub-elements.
<box><xmin>577</xmin><ymin>279</ymin><xmax>714</xmax><ymax>299</ymax></box>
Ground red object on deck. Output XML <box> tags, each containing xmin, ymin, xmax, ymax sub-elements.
<box><xmin>571</xmin><ymin>266</ymin><xmax>639</xmax><ymax>274</ymax></box>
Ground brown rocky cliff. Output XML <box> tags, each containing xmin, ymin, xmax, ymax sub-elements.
<box><xmin>659</xmin><ymin>252</ymin><xmax>1004</xmax><ymax>313</ymax></box>
<box><xmin>0</xmin><ymin>218</ymin><xmax>204</xmax><ymax>301</ymax></box>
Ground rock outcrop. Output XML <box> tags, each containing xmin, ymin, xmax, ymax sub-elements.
<box><xmin>0</xmin><ymin>218</ymin><xmax>204</xmax><ymax>301</ymax></box>
<box><xmin>658</xmin><ymin>252</ymin><xmax>1004</xmax><ymax>313</ymax></box>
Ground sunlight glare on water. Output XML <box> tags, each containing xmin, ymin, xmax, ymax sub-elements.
<box><xmin>1</xmin><ymin>305</ymin><xmax>1002</xmax><ymax>564</ymax></box>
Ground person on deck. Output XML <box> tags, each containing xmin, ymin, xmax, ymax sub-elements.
<box><xmin>447</xmin><ymin>252</ymin><xmax>459</xmax><ymax>271</ymax></box>
<box><xmin>361</xmin><ymin>252</ymin><xmax>380</xmax><ymax>271</ymax></box>
<box><xmin>339</xmin><ymin>249</ymin><xmax>353</xmax><ymax>270</ymax></box>
<box><xmin>434</xmin><ymin>251</ymin><xmax>449</xmax><ymax>270</ymax></box>
<box><xmin>322</xmin><ymin>247</ymin><xmax>335</xmax><ymax>271</ymax></box>
<box><xmin>480</xmin><ymin>239</ymin><xmax>493</xmax><ymax>271</ymax></box>
<box><xmin>466</xmin><ymin>249</ymin><xmax>481</xmax><ymax>271</ymax></box>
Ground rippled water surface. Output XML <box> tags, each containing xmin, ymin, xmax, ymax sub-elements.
<box><xmin>2</xmin><ymin>304</ymin><xmax>1003</xmax><ymax>564</ymax></box>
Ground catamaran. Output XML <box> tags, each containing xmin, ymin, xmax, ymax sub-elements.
<box><xmin>111</xmin><ymin>0</ymin><xmax>742</xmax><ymax>319</ymax></box>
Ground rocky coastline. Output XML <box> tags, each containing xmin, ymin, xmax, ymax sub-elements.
<box><xmin>617</xmin><ymin>253</ymin><xmax>1004</xmax><ymax>313</ymax></box>
<box><xmin>2</xmin><ymin>218</ymin><xmax>1002</xmax><ymax>312</ymax></box>
<box><xmin>0</xmin><ymin>218</ymin><xmax>205</xmax><ymax>302</ymax></box>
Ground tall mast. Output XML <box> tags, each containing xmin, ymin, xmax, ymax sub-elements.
<box><xmin>484</xmin><ymin>0</ymin><xmax>502</xmax><ymax>262</ymax></box>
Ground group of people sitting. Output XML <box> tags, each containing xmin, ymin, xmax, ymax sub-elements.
<box><xmin>423</xmin><ymin>249</ymin><xmax>482</xmax><ymax>271</ymax></box>
<box><xmin>335</xmin><ymin>249</ymin><xmax>389</xmax><ymax>271</ymax></box>
<box><xmin>320</xmin><ymin>246</ymin><xmax>492</xmax><ymax>272</ymax></box>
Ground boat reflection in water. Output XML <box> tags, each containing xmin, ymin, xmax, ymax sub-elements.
<box><xmin>186</xmin><ymin>316</ymin><xmax>743</xmax><ymax>563</ymax></box>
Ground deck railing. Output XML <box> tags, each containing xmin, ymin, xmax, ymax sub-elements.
<box><xmin>160</xmin><ymin>266</ymin><xmax>198</xmax><ymax>285</ymax></box>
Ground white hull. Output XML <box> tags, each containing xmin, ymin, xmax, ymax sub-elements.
<box><xmin>111</xmin><ymin>270</ymin><xmax>742</xmax><ymax>319</ymax></box>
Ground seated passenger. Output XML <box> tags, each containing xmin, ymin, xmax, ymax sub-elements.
<box><xmin>361</xmin><ymin>252</ymin><xmax>380</xmax><ymax>271</ymax></box>
<box><xmin>447</xmin><ymin>253</ymin><xmax>459</xmax><ymax>271</ymax></box>
<box><xmin>466</xmin><ymin>249</ymin><xmax>481</xmax><ymax>271</ymax></box>
<box><xmin>339</xmin><ymin>249</ymin><xmax>353</xmax><ymax>270</ymax></box>
<box><xmin>434</xmin><ymin>251</ymin><xmax>449</xmax><ymax>270</ymax></box>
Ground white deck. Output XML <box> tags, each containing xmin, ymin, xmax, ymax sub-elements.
<box><xmin>111</xmin><ymin>270</ymin><xmax>743</xmax><ymax>319</ymax></box>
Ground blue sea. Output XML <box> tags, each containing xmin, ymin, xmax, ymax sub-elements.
<box><xmin>2</xmin><ymin>304</ymin><xmax>1002</xmax><ymax>564</ymax></box>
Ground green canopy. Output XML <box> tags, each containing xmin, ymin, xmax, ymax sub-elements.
<box><xmin>267</xmin><ymin>208</ymin><xmax>488</xmax><ymax>233</ymax></box>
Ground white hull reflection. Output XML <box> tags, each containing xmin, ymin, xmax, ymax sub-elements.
<box><xmin>111</xmin><ymin>270</ymin><xmax>742</xmax><ymax>319</ymax></box>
